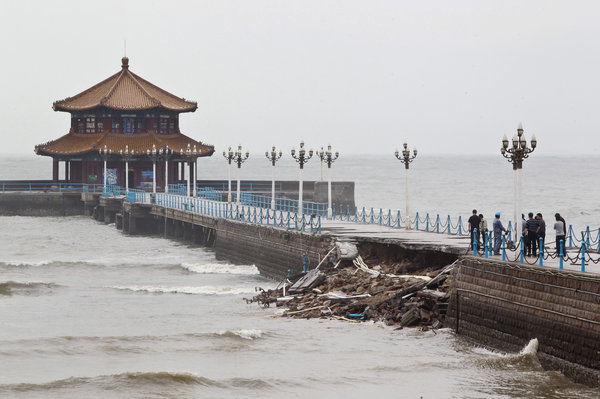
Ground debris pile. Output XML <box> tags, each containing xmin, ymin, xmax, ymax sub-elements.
<box><xmin>248</xmin><ymin>256</ymin><xmax>455</xmax><ymax>329</ymax></box>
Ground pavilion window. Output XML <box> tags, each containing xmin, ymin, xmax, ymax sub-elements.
<box><xmin>137</xmin><ymin>119</ymin><xmax>145</xmax><ymax>133</ymax></box>
<box><xmin>111</xmin><ymin>119</ymin><xmax>120</xmax><ymax>133</ymax></box>
<box><xmin>123</xmin><ymin>118</ymin><xmax>135</xmax><ymax>135</ymax></box>
<box><xmin>77</xmin><ymin>118</ymin><xmax>84</xmax><ymax>133</ymax></box>
<box><xmin>85</xmin><ymin>117</ymin><xmax>96</xmax><ymax>133</ymax></box>
<box><xmin>97</xmin><ymin>121</ymin><xmax>104</xmax><ymax>132</ymax></box>
<box><xmin>159</xmin><ymin>117</ymin><xmax>169</xmax><ymax>134</ymax></box>
<box><xmin>168</xmin><ymin>120</ymin><xmax>175</xmax><ymax>133</ymax></box>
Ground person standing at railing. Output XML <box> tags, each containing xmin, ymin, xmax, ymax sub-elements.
<box><xmin>554</xmin><ymin>213</ymin><xmax>566</xmax><ymax>255</ymax></box>
<box><xmin>525</xmin><ymin>212</ymin><xmax>539</xmax><ymax>256</ymax></box>
<box><xmin>536</xmin><ymin>213</ymin><xmax>546</xmax><ymax>252</ymax></box>
<box><xmin>468</xmin><ymin>209</ymin><xmax>481</xmax><ymax>250</ymax></box>
<box><xmin>555</xmin><ymin>213</ymin><xmax>566</xmax><ymax>242</ymax></box>
<box><xmin>479</xmin><ymin>214</ymin><xmax>488</xmax><ymax>248</ymax></box>
<box><xmin>493</xmin><ymin>212</ymin><xmax>507</xmax><ymax>256</ymax></box>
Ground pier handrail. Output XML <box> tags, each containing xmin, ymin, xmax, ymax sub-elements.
<box><xmin>154</xmin><ymin>192</ymin><xmax>322</xmax><ymax>234</ymax></box>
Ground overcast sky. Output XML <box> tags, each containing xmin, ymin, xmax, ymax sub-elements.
<box><xmin>1</xmin><ymin>0</ymin><xmax>599</xmax><ymax>156</ymax></box>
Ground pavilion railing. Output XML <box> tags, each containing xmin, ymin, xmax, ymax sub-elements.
<box><xmin>0</xmin><ymin>182</ymin><xmax>104</xmax><ymax>193</ymax></box>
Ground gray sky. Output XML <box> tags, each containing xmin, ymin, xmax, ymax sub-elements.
<box><xmin>2</xmin><ymin>0</ymin><xmax>599</xmax><ymax>156</ymax></box>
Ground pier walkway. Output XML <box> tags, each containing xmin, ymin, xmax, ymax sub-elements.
<box><xmin>320</xmin><ymin>220</ymin><xmax>599</xmax><ymax>274</ymax></box>
<box><xmin>107</xmin><ymin>189</ymin><xmax>599</xmax><ymax>275</ymax></box>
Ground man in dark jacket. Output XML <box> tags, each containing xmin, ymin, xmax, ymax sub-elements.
<box><xmin>468</xmin><ymin>209</ymin><xmax>480</xmax><ymax>250</ymax></box>
<box><xmin>536</xmin><ymin>213</ymin><xmax>546</xmax><ymax>252</ymax></box>
<box><xmin>525</xmin><ymin>212</ymin><xmax>539</xmax><ymax>256</ymax></box>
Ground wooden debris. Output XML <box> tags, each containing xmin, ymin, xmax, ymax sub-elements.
<box><xmin>249</xmin><ymin>258</ymin><xmax>455</xmax><ymax>329</ymax></box>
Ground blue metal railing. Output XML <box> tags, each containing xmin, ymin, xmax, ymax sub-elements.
<box><xmin>238</xmin><ymin>192</ymin><xmax>327</xmax><ymax>217</ymax></box>
<box><xmin>154</xmin><ymin>192</ymin><xmax>322</xmax><ymax>234</ymax></box>
<box><xmin>0</xmin><ymin>182</ymin><xmax>104</xmax><ymax>193</ymax></box>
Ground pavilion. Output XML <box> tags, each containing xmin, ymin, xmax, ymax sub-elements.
<box><xmin>35</xmin><ymin>57</ymin><xmax>214</xmax><ymax>192</ymax></box>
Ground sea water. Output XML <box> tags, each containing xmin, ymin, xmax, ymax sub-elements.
<box><xmin>0</xmin><ymin>154</ymin><xmax>599</xmax><ymax>398</ymax></box>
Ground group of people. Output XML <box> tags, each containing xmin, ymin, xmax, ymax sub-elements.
<box><xmin>521</xmin><ymin>212</ymin><xmax>567</xmax><ymax>256</ymax></box>
<box><xmin>468</xmin><ymin>209</ymin><xmax>567</xmax><ymax>257</ymax></box>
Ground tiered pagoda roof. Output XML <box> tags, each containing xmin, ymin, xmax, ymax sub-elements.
<box><xmin>35</xmin><ymin>57</ymin><xmax>213</xmax><ymax>158</ymax></box>
<box><xmin>52</xmin><ymin>57</ymin><xmax>197</xmax><ymax>112</ymax></box>
<box><xmin>35</xmin><ymin>131</ymin><xmax>214</xmax><ymax>157</ymax></box>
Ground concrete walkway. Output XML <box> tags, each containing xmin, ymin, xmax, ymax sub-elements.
<box><xmin>321</xmin><ymin>220</ymin><xmax>599</xmax><ymax>274</ymax></box>
<box><xmin>128</xmin><ymin>191</ymin><xmax>599</xmax><ymax>275</ymax></box>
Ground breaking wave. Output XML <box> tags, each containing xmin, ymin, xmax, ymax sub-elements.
<box><xmin>0</xmin><ymin>372</ymin><xmax>277</xmax><ymax>393</ymax></box>
<box><xmin>0</xmin><ymin>281</ymin><xmax>59</xmax><ymax>296</ymax></box>
<box><xmin>0</xmin><ymin>261</ymin><xmax>53</xmax><ymax>268</ymax></box>
<box><xmin>180</xmin><ymin>262</ymin><xmax>259</xmax><ymax>275</ymax></box>
<box><xmin>471</xmin><ymin>338</ymin><xmax>541</xmax><ymax>370</ymax></box>
<box><xmin>110</xmin><ymin>285</ymin><xmax>255</xmax><ymax>295</ymax></box>
<box><xmin>214</xmin><ymin>329</ymin><xmax>264</xmax><ymax>340</ymax></box>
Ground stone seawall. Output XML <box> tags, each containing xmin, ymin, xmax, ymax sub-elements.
<box><xmin>213</xmin><ymin>220</ymin><xmax>332</xmax><ymax>279</ymax></box>
<box><xmin>145</xmin><ymin>205</ymin><xmax>332</xmax><ymax>280</ymax></box>
<box><xmin>446</xmin><ymin>257</ymin><xmax>600</xmax><ymax>386</ymax></box>
<box><xmin>0</xmin><ymin>192</ymin><xmax>84</xmax><ymax>216</ymax></box>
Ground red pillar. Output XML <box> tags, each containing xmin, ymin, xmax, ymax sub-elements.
<box><xmin>65</xmin><ymin>161</ymin><xmax>70</xmax><ymax>182</ymax></box>
<box><xmin>52</xmin><ymin>159</ymin><xmax>59</xmax><ymax>183</ymax></box>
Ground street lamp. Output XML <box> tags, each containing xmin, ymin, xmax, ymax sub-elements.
<box><xmin>265</xmin><ymin>145</ymin><xmax>283</xmax><ymax>211</ymax></box>
<box><xmin>317</xmin><ymin>146</ymin><xmax>325</xmax><ymax>181</ymax></box>
<box><xmin>120</xmin><ymin>145</ymin><xmax>135</xmax><ymax>192</ymax></box>
<box><xmin>394</xmin><ymin>140</ymin><xmax>417</xmax><ymax>229</ymax></box>
<box><xmin>319</xmin><ymin>144</ymin><xmax>339</xmax><ymax>219</ymax></box>
<box><xmin>98</xmin><ymin>145</ymin><xmax>112</xmax><ymax>190</ymax></box>
<box><xmin>162</xmin><ymin>145</ymin><xmax>172</xmax><ymax>193</ymax></box>
<box><xmin>146</xmin><ymin>144</ymin><xmax>159</xmax><ymax>194</ymax></box>
<box><xmin>501</xmin><ymin>123</ymin><xmax>537</xmax><ymax>241</ymax></box>
<box><xmin>223</xmin><ymin>147</ymin><xmax>234</xmax><ymax>203</ymax></box>
<box><xmin>181</xmin><ymin>144</ymin><xmax>199</xmax><ymax>197</ymax></box>
<box><xmin>233</xmin><ymin>144</ymin><xmax>249</xmax><ymax>205</ymax></box>
<box><xmin>291</xmin><ymin>140</ymin><xmax>313</xmax><ymax>215</ymax></box>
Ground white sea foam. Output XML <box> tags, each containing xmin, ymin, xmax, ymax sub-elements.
<box><xmin>217</xmin><ymin>329</ymin><xmax>263</xmax><ymax>340</ymax></box>
<box><xmin>519</xmin><ymin>338</ymin><xmax>539</xmax><ymax>356</ymax></box>
<box><xmin>181</xmin><ymin>262</ymin><xmax>259</xmax><ymax>275</ymax></box>
<box><xmin>111</xmin><ymin>285</ymin><xmax>256</xmax><ymax>295</ymax></box>
<box><xmin>1</xmin><ymin>260</ymin><xmax>52</xmax><ymax>267</ymax></box>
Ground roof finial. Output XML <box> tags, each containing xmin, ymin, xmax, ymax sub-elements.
<box><xmin>122</xmin><ymin>39</ymin><xmax>129</xmax><ymax>68</ymax></box>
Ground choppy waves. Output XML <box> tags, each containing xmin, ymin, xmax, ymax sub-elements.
<box><xmin>214</xmin><ymin>329</ymin><xmax>263</xmax><ymax>340</ymax></box>
<box><xmin>470</xmin><ymin>338</ymin><xmax>542</xmax><ymax>370</ymax></box>
<box><xmin>0</xmin><ymin>372</ymin><xmax>280</xmax><ymax>394</ymax></box>
<box><xmin>110</xmin><ymin>285</ymin><xmax>256</xmax><ymax>295</ymax></box>
<box><xmin>0</xmin><ymin>281</ymin><xmax>59</xmax><ymax>296</ymax></box>
<box><xmin>180</xmin><ymin>262</ymin><xmax>259</xmax><ymax>275</ymax></box>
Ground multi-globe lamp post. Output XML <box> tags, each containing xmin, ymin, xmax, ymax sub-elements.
<box><xmin>317</xmin><ymin>146</ymin><xmax>325</xmax><ymax>181</ymax></box>
<box><xmin>265</xmin><ymin>145</ymin><xmax>282</xmax><ymax>211</ymax></box>
<box><xmin>291</xmin><ymin>140</ymin><xmax>313</xmax><ymax>216</ymax></box>
<box><xmin>394</xmin><ymin>141</ymin><xmax>417</xmax><ymax>229</ymax></box>
<box><xmin>119</xmin><ymin>145</ymin><xmax>135</xmax><ymax>192</ymax></box>
<box><xmin>98</xmin><ymin>145</ymin><xmax>111</xmax><ymax>191</ymax></box>
<box><xmin>162</xmin><ymin>145</ymin><xmax>172</xmax><ymax>194</ymax></box>
<box><xmin>233</xmin><ymin>145</ymin><xmax>249</xmax><ymax>205</ymax></box>
<box><xmin>318</xmin><ymin>144</ymin><xmax>339</xmax><ymax>219</ymax></box>
<box><xmin>146</xmin><ymin>144</ymin><xmax>159</xmax><ymax>194</ymax></box>
<box><xmin>181</xmin><ymin>144</ymin><xmax>199</xmax><ymax>197</ymax></box>
<box><xmin>501</xmin><ymin>123</ymin><xmax>537</xmax><ymax>241</ymax></box>
<box><xmin>223</xmin><ymin>147</ymin><xmax>234</xmax><ymax>203</ymax></box>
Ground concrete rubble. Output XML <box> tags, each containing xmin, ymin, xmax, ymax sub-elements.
<box><xmin>248</xmin><ymin>255</ymin><xmax>456</xmax><ymax>329</ymax></box>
